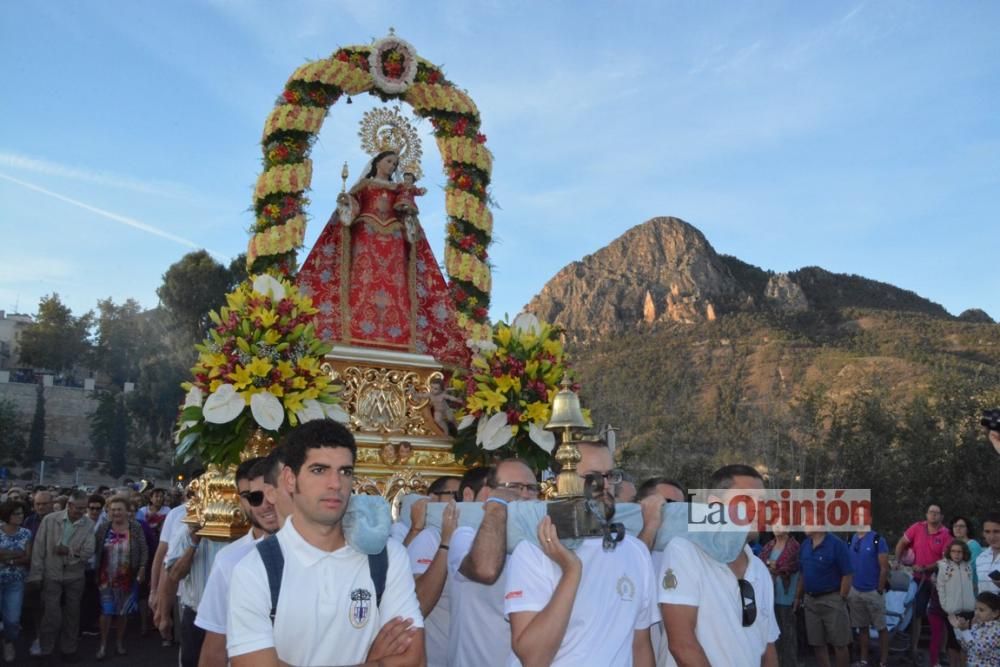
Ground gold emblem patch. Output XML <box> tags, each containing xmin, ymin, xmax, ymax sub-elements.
<box><xmin>662</xmin><ymin>568</ymin><xmax>678</xmax><ymax>590</ymax></box>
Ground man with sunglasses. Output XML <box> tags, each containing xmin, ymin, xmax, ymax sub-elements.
<box><xmin>447</xmin><ymin>460</ymin><xmax>538</xmax><ymax>666</ymax></box>
<box><xmin>659</xmin><ymin>464</ymin><xmax>779</xmax><ymax>667</ymax></box>
<box><xmin>505</xmin><ymin>441</ymin><xmax>658</xmax><ymax>666</ymax></box>
<box><xmin>195</xmin><ymin>456</ymin><xmax>281</xmax><ymax>667</ymax></box>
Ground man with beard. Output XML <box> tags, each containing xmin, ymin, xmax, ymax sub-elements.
<box><xmin>505</xmin><ymin>441</ymin><xmax>657</xmax><ymax>666</ymax></box>
<box><xmin>228</xmin><ymin>419</ymin><xmax>425</xmax><ymax>667</ymax></box>
<box><xmin>659</xmin><ymin>464</ymin><xmax>778</xmax><ymax>667</ymax></box>
<box><xmin>195</xmin><ymin>457</ymin><xmax>281</xmax><ymax>667</ymax></box>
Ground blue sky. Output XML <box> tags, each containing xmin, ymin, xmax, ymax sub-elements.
<box><xmin>2</xmin><ymin>1</ymin><xmax>998</xmax><ymax>323</ymax></box>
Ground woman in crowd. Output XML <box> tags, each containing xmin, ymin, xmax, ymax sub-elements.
<box><xmin>936</xmin><ymin>539</ymin><xmax>977</xmax><ymax>667</ymax></box>
<box><xmin>950</xmin><ymin>516</ymin><xmax>983</xmax><ymax>587</ymax></box>
<box><xmin>0</xmin><ymin>500</ymin><xmax>32</xmax><ymax>663</ymax></box>
<box><xmin>759</xmin><ymin>521</ymin><xmax>800</xmax><ymax>667</ymax></box>
<box><xmin>94</xmin><ymin>495</ymin><xmax>149</xmax><ymax>659</ymax></box>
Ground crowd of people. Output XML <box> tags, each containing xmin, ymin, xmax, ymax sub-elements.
<box><xmin>0</xmin><ymin>419</ymin><xmax>998</xmax><ymax>666</ymax></box>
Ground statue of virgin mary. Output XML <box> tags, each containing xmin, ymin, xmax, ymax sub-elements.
<box><xmin>297</xmin><ymin>111</ymin><xmax>469</xmax><ymax>367</ymax></box>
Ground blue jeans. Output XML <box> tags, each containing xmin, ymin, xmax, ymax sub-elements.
<box><xmin>0</xmin><ymin>578</ymin><xmax>24</xmax><ymax>642</ymax></box>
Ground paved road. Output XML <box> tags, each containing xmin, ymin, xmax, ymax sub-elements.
<box><xmin>13</xmin><ymin>631</ymin><xmax>178</xmax><ymax>666</ymax></box>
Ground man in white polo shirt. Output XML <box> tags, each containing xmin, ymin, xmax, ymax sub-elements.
<box><xmin>152</xmin><ymin>489</ymin><xmax>190</xmax><ymax>646</ymax></box>
<box><xmin>448</xmin><ymin>459</ymin><xmax>538</xmax><ymax>666</ymax></box>
<box><xmin>505</xmin><ymin>441</ymin><xmax>657</xmax><ymax>666</ymax></box>
<box><xmin>194</xmin><ymin>456</ymin><xmax>280</xmax><ymax>667</ymax></box>
<box><xmin>659</xmin><ymin>464</ymin><xmax>779</xmax><ymax>667</ymax></box>
<box><xmin>227</xmin><ymin>419</ymin><xmax>425</xmax><ymax>667</ymax></box>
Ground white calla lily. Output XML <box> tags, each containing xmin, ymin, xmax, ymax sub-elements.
<box><xmin>295</xmin><ymin>399</ymin><xmax>326</xmax><ymax>424</ymax></box>
<box><xmin>183</xmin><ymin>386</ymin><xmax>204</xmax><ymax>408</ymax></box>
<box><xmin>323</xmin><ymin>403</ymin><xmax>351</xmax><ymax>424</ymax></box>
<box><xmin>479</xmin><ymin>412</ymin><xmax>510</xmax><ymax>449</ymax></box>
<box><xmin>252</xmin><ymin>274</ymin><xmax>286</xmax><ymax>301</ymax></box>
<box><xmin>512</xmin><ymin>312</ymin><xmax>542</xmax><ymax>336</ymax></box>
<box><xmin>457</xmin><ymin>414</ymin><xmax>476</xmax><ymax>431</ymax></box>
<box><xmin>484</xmin><ymin>425</ymin><xmax>513</xmax><ymax>451</ymax></box>
<box><xmin>528</xmin><ymin>421</ymin><xmax>557</xmax><ymax>453</ymax></box>
<box><xmin>202</xmin><ymin>384</ymin><xmax>245</xmax><ymax>424</ymax></box>
<box><xmin>475</xmin><ymin>412</ymin><xmax>490</xmax><ymax>445</ymax></box>
<box><xmin>467</xmin><ymin>338</ymin><xmax>497</xmax><ymax>354</ymax></box>
<box><xmin>250</xmin><ymin>392</ymin><xmax>285</xmax><ymax>431</ymax></box>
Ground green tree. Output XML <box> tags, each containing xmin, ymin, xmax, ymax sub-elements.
<box><xmin>25</xmin><ymin>383</ymin><xmax>45</xmax><ymax>464</ymax></box>
<box><xmin>92</xmin><ymin>298</ymin><xmax>153</xmax><ymax>386</ymax></box>
<box><xmin>90</xmin><ymin>391</ymin><xmax>130</xmax><ymax>477</ymax></box>
<box><xmin>0</xmin><ymin>398</ymin><xmax>26</xmax><ymax>463</ymax></box>
<box><xmin>17</xmin><ymin>294</ymin><xmax>93</xmax><ymax>372</ymax></box>
<box><xmin>156</xmin><ymin>250</ymin><xmax>236</xmax><ymax>341</ymax></box>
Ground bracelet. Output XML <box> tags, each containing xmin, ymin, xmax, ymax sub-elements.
<box><xmin>438</xmin><ymin>544</ymin><xmax>449</xmax><ymax>551</ymax></box>
<box><xmin>485</xmin><ymin>497</ymin><xmax>509</xmax><ymax>507</ymax></box>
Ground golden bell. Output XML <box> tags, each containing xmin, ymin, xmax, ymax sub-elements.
<box><xmin>547</xmin><ymin>379</ymin><xmax>587</xmax><ymax>430</ymax></box>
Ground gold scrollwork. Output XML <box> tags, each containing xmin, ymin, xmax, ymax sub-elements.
<box><xmin>354</xmin><ymin>469</ymin><xmax>431</xmax><ymax>520</ymax></box>
<box><xmin>340</xmin><ymin>366</ymin><xmax>441</xmax><ymax>435</ymax></box>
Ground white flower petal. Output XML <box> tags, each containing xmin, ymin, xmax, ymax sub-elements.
<box><xmin>483</xmin><ymin>425</ymin><xmax>513</xmax><ymax>451</ymax></box>
<box><xmin>252</xmin><ymin>274</ymin><xmax>286</xmax><ymax>301</ymax></box>
<box><xmin>250</xmin><ymin>392</ymin><xmax>285</xmax><ymax>431</ymax></box>
<box><xmin>323</xmin><ymin>403</ymin><xmax>351</xmax><ymax>424</ymax></box>
<box><xmin>202</xmin><ymin>384</ymin><xmax>245</xmax><ymax>424</ymax></box>
<box><xmin>467</xmin><ymin>338</ymin><xmax>497</xmax><ymax>354</ymax></box>
<box><xmin>480</xmin><ymin>412</ymin><xmax>510</xmax><ymax>449</ymax></box>
<box><xmin>295</xmin><ymin>399</ymin><xmax>326</xmax><ymax>424</ymax></box>
<box><xmin>475</xmin><ymin>412</ymin><xmax>489</xmax><ymax>445</ymax></box>
<box><xmin>457</xmin><ymin>414</ymin><xmax>476</xmax><ymax>431</ymax></box>
<box><xmin>183</xmin><ymin>386</ymin><xmax>204</xmax><ymax>408</ymax></box>
<box><xmin>528</xmin><ymin>421</ymin><xmax>556</xmax><ymax>453</ymax></box>
<box><xmin>512</xmin><ymin>312</ymin><xmax>542</xmax><ymax>336</ymax></box>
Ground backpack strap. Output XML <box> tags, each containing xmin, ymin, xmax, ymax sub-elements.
<box><xmin>368</xmin><ymin>546</ymin><xmax>388</xmax><ymax>609</ymax></box>
<box><xmin>256</xmin><ymin>535</ymin><xmax>284</xmax><ymax>625</ymax></box>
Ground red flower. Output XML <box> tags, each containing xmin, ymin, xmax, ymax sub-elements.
<box><xmin>506</xmin><ymin>409</ymin><xmax>521</xmax><ymax>425</ymax></box>
<box><xmin>282</xmin><ymin>90</ymin><xmax>296</xmax><ymax>103</ymax></box>
<box><xmin>454</xmin><ymin>117</ymin><xmax>469</xmax><ymax>135</ymax></box>
<box><xmin>336</xmin><ymin>51</ymin><xmax>350</xmax><ymax>62</ymax></box>
<box><xmin>474</xmin><ymin>306</ymin><xmax>488</xmax><ymax>320</ymax></box>
<box><xmin>476</xmin><ymin>133</ymin><xmax>487</xmax><ymax>144</ymax></box>
<box><xmin>427</xmin><ymin>70</ymin><xmax>441</xmax><ymax>84</ymax></box>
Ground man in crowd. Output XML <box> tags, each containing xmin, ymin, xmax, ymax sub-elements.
<box><xmin>24</xmin><ymin>488</ymin><xmax>55</xmax><ymax>656</ymax></box>
<box><xmin>449</xmin><ymin>459</ymin><xmax>538</xmax><ymax>665</ymax></box>
<box><xmin>26</xmin><ymin>490</ymin><xmax>95</xmax><ymax>662</ymax></box>
<box><xmin>152</xmin><ymin>487</ymin><xmax>190</xmax><ymax>647</ymax></box>
<box><xmin>847</xmin><ymin>509</ymin><xmax>889</xmax><ymax>667</ymax></box>
<box><xmin>659</xmin><ymin>464</ymin><xmax>778</xmax><ymax>667</ymax></box>
<box><xmin>505</xmin><ymin>440</ymin><xmax>657</xmax><ymax>666</ymax></box>
<box><xmin>228</xmin><ymin>419</ymin><xmax>425</xmax><ymax>667</ymax></box>
<box><xmin>615</xmin><ymin>473</ymin><xmax>638</xmax><ymax>503</ymax></box>
<box><xmin>795</xmin><ymin>527</ymin><xmax>853</xmax><ymax>667</ymax></box>
<box><xmin>397</xmin><ymin>476</ymin><xmax>462</xmax><ymax>547</ymax></box>
<box><xmin>977</xmin><ymin>511</ymin><xmax>1000</xmax><ymax>594</ymax></box>
<box><xmin>894</xmin><ymin>503</ymin><xmax>950</xmax><ymax>662</ymax></box>
<box><xmin>195</xmin><ymin>456</ymin><xmax>281</xmax><ymax>667</ymax></box>
<box><xmin>23</xmin><ymin>489</ymin><xmax>53</xmax><ymax>537</ymax></box>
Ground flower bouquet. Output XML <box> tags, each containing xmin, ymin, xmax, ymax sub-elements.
<box><xmin>450</xmin><ymin>313</ymin><xmax>587</xmax><ymax>473</ymax></box>
<box><xmin>175</xmin><ymin>274</ymin><xmax>346</xmax><ymax>466</ymax></box>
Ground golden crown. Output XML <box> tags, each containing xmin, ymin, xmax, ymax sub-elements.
<box><xmin>358</xmin><ymin>106</ymin><xmax>422</xmax><ymax>178</ymax></box>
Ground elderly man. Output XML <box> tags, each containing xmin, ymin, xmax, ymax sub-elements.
<box><xmin>27</xmin><ymin>490</ymin><xmax>95</xmax><ymax>661</ymax></box>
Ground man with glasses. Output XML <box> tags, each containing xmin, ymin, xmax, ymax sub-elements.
<box><xmin>196</xmin><ymin>456</ymin><xmax>282</xmax><ymax>667</ymax></box>
<box><xmin>506</xmin><ymin>441</ymin><xmax>657</xmax><ymax>666</ymax></box>
<box><xmin>407</xmin><ymin>474</ymin><xmax>461</xmax><ymax>666</ymax></box>
<box><xmin>26</xmin><ymin>490</ymin><xmax>95</xmax><ymax>662</ymax></box>
<box><xmin>659</xmin><ymin>464</ymin><xmax>779</xmax><ymax>667</ymax></box>
<box><xmin>447</xmin><ymin>459</ymin><xmax>538</xmax><ymax>666</ymax></box>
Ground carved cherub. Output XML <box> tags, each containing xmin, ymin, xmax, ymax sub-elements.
<box><xmin>409</xmin><ymin>378</ymin><xmax>463</xmax><ymax>435</ymax></box>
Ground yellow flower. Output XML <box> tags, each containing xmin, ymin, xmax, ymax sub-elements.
<box><xmin>283</xmin><ymin>391</ymin><xmax>306</xmax><ymax>415</ymax></box>
<box><xmin>475</xmin><ymin>388</ymin><xmax>508</xmax><ymax>413</ymax></box>
<box><xmin>261</xmin><ymin>329</ymin><xmax>282</xmax><ymax>346</ymax></box>
<box><xmin>247</xmin><ymin>357</ymin><xmax>273</xmax><ymax>378</ymax></box>
<box><xmin>252</xmin><ymin>308</ymin><xmax>278</xmax><ymax>328</ymax></box>
<box><xmin>275</xmin><ymin>360</ymin><xmax>295</xmax><ymax>380</ymax></box>
<box><xmin>542</xmin><ymin>338</ymin><xmax>562</xmax><ymax>357</ymax></box>
<box><xmin>523</xmin><ymin>401</ymin><xmax>550</xmax><ymax>424</ymax></box>
<box><xmin>525</xmin><ymin>360</ymin><xmax>539</xmax><ymax>379</ymax></box>
<box><xmin>495</xmin><ymin>374</ymin><xmax>521</xmax><ymax>395</ymax></box>
<box><xmin>228</xmin><ymin>365</ymin><xmax>253</xmax><ymax>390</ymax></box>
<box><xmin>226</xmin><ymin>290</ymin><xmax>247</xmax><ymax>311</ymax></box>
<box><xmin>495</xmin><ymin>325</ymin><xmax>512</xmax><ymax>348</ymax></box>
<box><xmin>267</xmin><ymin>382</ymin><xmax>285</xmax><ymax>398</ymax></box>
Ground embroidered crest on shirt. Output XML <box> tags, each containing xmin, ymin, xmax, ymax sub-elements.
<box><xmin>350</xmin><ymin>588</ymin><xmax>373</xmax><ymax>628</ymax></box>
<box><xmin>616</xmin><ymin>574</ymin><xmax>635</xmax><ymax>602</ymax></box>
<box><xmin>662</xmin><ymin>568</ymin><xmax>677</xmax><ymax>590</ymax></box>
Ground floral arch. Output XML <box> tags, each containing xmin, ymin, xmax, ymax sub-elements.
<box><xmin>245</xmin><ymin>33</ymin><xmax>493</xmax><ymax>341</ymax></box>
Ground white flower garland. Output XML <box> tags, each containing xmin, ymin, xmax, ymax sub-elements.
<box><xmin>368</xmin><ymin>36</ymin><xmax>417</xmax><ymax>94</ymax></box>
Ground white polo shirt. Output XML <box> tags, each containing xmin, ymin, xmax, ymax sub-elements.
<box><xmin>504</xmin><ymin>535</ymin><xmax>658</xmax><ymax>667</ymax></box>
<box><xmin>650</xmin><ymin>549</ymin><xmax>670</xmax><ymax>667</ymax></box>
<box><xmin>658</xmin><ymin>539</ymin><xmax>779</xmax><ymax>667</ymax></box>
<box><xmin>976</xmin><ymin>547</ymin><xmax>1000</xmax><ymax>594</ymax></box>
<box><xmin>194</xmin><ymin>530</ymin><xmax>262</xmax><ymax>634</ymax></box>
<box><xmin>227</xmin><ymin>517</ymin><xmax>423</xmax><ymax>666</ymax></box>
<box><xmin>447</xmin><ymin>526</ymin><xmax>521</xmax><ymax>667</ymax></box>
<box><xmin>407</xmin><ymin>527</ymin><xmax>449</xmax><ymax>667</ymax></box>
<box><xmin>160</xmin><ymin>504</ymin><xmax>187</xmax><ymax>545</ymax></box>
<box><xmin>165</xmin><ymin>525</ymin><xmax>225</xmax><ymax>611</ymax></box>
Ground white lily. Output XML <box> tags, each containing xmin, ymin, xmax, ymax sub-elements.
<box><xmin>467</xmin><ymin>337</ymin><xmax>497</xmax><ymax>354</ymax></box>
<box><xmin>457</xmin><ymin>414</ymin><xmax>476</xmax><ymax>431</ymax></box>
<box><xmin>295</xmin><ymin>399</ymin><xmax>326</xmax><ymax>424</ymax></box>
<box><xmin>479</xmin><ymin>412</ymin><xmax>510</xmax><ymax>450</ymax></box>
<box><xmin>250</xmin><ymin>392</ymin><xmax>285</xmax><ymax>431</ymax></box>
<box><xmin>202</xmin><ymin>384</ymin><xmax>245</xmax><ymax>424</ymax></box>
<box><xmin>252</xmin><ymin>274</ymin><xmax>286</xmax><ymax>301</ymax></box>
<box><xmin>484</xmin><ymin>424</ymin><xmax>513</xmax><ymax>451</ymax></box>
<box><xmin>323</xmin><ymin>403</ymin><xmax>351</xmax><ymax>424</ymax></box>
<box><xmin>528</xmin><ymin>421</ymin><xmax>556</xmax><ymax>453</ymax></box>
<box><xmin>512</xmin><ymin>311</ymin><xmax>542</xmax><ymax>336</ymax></box>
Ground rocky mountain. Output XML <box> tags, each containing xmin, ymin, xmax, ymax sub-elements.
<box><xmin>523</xmin><ymin>216</ymin><xmax>1000</xmax><ymax>536</ymax></box>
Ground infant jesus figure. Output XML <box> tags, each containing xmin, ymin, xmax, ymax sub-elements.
<box><xmin>409</xmin><ymin>378</ymin><xmax>464</xmax><ymax>436</ymax></box>
<box><xmin>394</xmin><ymin>170</ymin><xmax>426</xmax><ymax>243</ymax></box>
